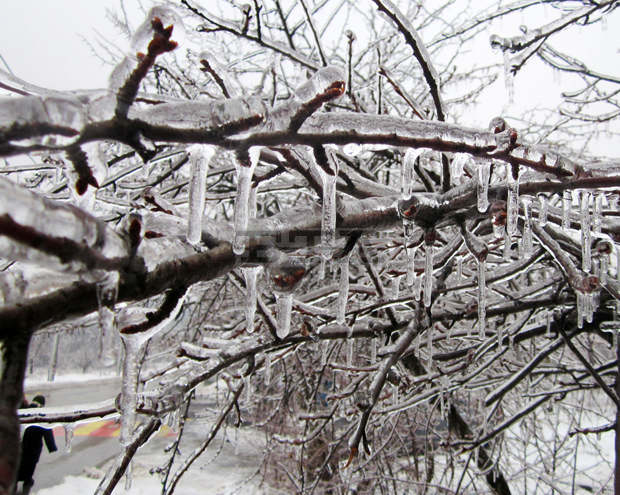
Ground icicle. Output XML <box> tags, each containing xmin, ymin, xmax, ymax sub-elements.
<box><xmin>577</xmin><ymin>292</ymin><xmax>585</xmax><ymax>329</ymax></box>
<box><xmin>521</xmin><ymin>198</ymin><xmax>533</xmax><ymax>256</ymax></box>
<box><xmin>503</xmin><ymin>50</ymin><xmax>515</xmax><ymax>103</ymax></box>
<box><xmin>440</xmin><ymin>376</ymin><xmax>450</xmax><ymax>421</ymax></box>
<box><xmin>593</xmin><ymin>193</ymin><xmax>603</xmax><ymax>234</ymax></box>
<box><xmin>48</xmin><ymin>333</ymin><xmax>60</xmax><ymax>382</ymax></box>
<box><xmin>275</xmin><ymin>292</ymin><xmax>293</xmax><ymax>339</ymax></box>
<box><xmin>390</xmin><ymin>275</ymin><xmax>401</xmax><ymax>300</ymax></box>
<box><xmin>477</xmin><ymin>256</ymin><xmax>487</xmax><ymax>339</ymax></box>
<box><xmin>427</xmin><ymin>326</ymin><xmax>433</xmax><ymax>367</ymax></box>
<box><xmin>585</xmin><ymin>292</ymin><xmax>594</xmax><ymax>324</ymax></box>
<box><xmin>321</xmin><ymin>170</ymin><xmax>338</xmax><ymax>260</ymax></box>
<box><xmin>337</xmin><ymin>254</ymin><xmax>350</xmax><ymax>324</ymax></box>
<box><xmin>406</xmin><ymin>246</ymin><xmax>418</xmax><ymax>287</ymax></box>
<box><xmin>477</xmin><ymin>159</ymin><xmax>491</xmax><ymax>213</ymax></box>
<box><xmin>580</xmin><ymin>191</ymin><xmax>591</xmax><ymax>273</ymax></box>
<box><xmin>347</xmin><ymin>339</ymin><xmax>354</xmax><ymax>367</ymax></box>
<box><xmin>424</xmin><ymin>232</ymin><xmax>434</xmax><ymax>308</ymax></box>
<box><xmin>456</xmin><ymin>255</ymin><xmax>463</xmax><ymax>279</ymax></box>
<box><xmin>402</xmin><ymin>149</ymin><xmax>427</xmax><ymax>199</ymax></box>
<box><xmin>264</xmin><ymin>353</ymin><xmax>271</xmax><ymax>386</ymax></box>
<box><xmin>414</xmin><ymin>275</ymin><xmax>423</xmax><ymax>302</ymax></box>
<box><xmin>64</xmin><ymin>424</ymin><xmax>74</xmax><ymax>453</ymax></box>
<box><xmin>414</xmin><ymin>333</ymin><xmax>421</xmax><ymax>355</ymax></box>
<box><xmin>119</xmin><ymin>335</ymin><xmax>141</xmax><ymax>448</ymax></box>
<box><xmin>96</xmin><ymin>272</ymin><xmax>119</xmax><ymax>367</ymax></box>
<box><xmin>538</xmin><ymin>194</ymin><xmax>548</xmax><ymax>227</ymax></box>
<box><xmin>318</xmin><ymin>256</ymin><xmax>326</xmax><ymax>280</ymax></box>
<box><xmin>506</xmin><ymin>165</ymin><xmax>520</xmax><ymax>238</ymax></box>
<box><xmin>600</xmin><ymin>252</ymin><xmax>609</xmax><ymax>285</ymax></box>
<box><xmin>503</xmin><ymin>234</ymin><xmax>512</xmax><ymax>261</ymax></box>
<box><xmin>125</xmin><ymin>462</ymin><xmax>133</xmax><ymax>491</ymax></box>
<box><xmin>450</xmin><ymin>153</ymin><xmax>471</xmax><ymax>186</ymax></box>
<box><xmin>242</xmin><ymin>266</ymin><xmax>261</xmax><ymax>333</ymax></box>
<box><xmin>187</xmin><ymin>145</ymin><xmax>215</xmax><ymax>245</ymax></box>
<box><xmin>546</xmin><ymin>311</ymin><xmax>553</xmax><ymax>338</ymax></box>
<box><xmin>392</xmin><ymin>384</ymin><xmax>399</xmax><ymax>406</ymax></box>
<box><xmin>371</xmin><ymin>338</ymin><xmax>377</xmax><ymax>363</ymax></box>
<box><xmin>562</xmin><ymin>190</ymin><xmax>571</xmax><ymax>229</ymax></box>
<box><xmin>233</xmin><ymin>147</ymin><xmax>260</xmax><ymax>255</ymax></box>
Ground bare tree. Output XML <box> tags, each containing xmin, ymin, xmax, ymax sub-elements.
<box><xmin>1</xmin><ymin>1</ymin><xmax>619</xmax><ymax>494</ymax></box>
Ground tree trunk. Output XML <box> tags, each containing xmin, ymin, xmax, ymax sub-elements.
<box><xmin>0</xmin><ymin>333</ymin><xmax>31</xmax><ymax>495</ymax></box>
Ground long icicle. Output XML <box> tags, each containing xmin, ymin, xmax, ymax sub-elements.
<box><xmin>242</xmin><ymin>186</ymin><xmax>261</xmax><ymax>333</ymax></box>
<box><xmin>506</xmin><ymin>164</ymin><xmax>520</xmax><ymax>238</ymax></box>
<box><xmin>424</xmin><ymin>230</ymin><xmax>435</xmax><ymax>308</ymax></box>
<box><xmin>478</xmin><ymin>255</ymin><xmax>487</xmax><ymax>339</ymax></box>
<box><xmin>580</xmin><ymin>191</ymin><xmax>592</xmax><ymax>273</ymax></box>
<box><xmin>187</xmin><ymin>145</ymin><xmax>215</xmax><ymax>245</ymax></box>
<box><xmin>337</xmin><ymin>254</ymin><xmax>350</xmax><ymax>324</ymax></box>
<box><xmin>233</xmin><ymin>147</ymin><xmax>260</xmax><ymax>255</ymax></box>
<box><xmin>477</xmin><ymin>159</ymin><xmax>491</xmax><ymax>213</ymax></box>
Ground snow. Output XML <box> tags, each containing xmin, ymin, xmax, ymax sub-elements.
<box><xmin>24</xmin><ymin>376</ymin><xmax>272</xmax><ymax>495</ymax></box>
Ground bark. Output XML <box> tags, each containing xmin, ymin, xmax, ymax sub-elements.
<box><xmin>0</xmin><ymin>332</ymin><xmax>31</xmax><ymax>495</ymax></box>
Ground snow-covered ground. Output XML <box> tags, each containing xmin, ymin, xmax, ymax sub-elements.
<box><xmin>23</xmin><ymin>374</ymin><xmax>277</xmax><ymax>495</ymax></box>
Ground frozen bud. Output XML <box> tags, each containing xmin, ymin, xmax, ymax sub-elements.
<box><xmin>294</xmin><ymin>66</ymin><xmax>346</xmax><ymax>101</ymax></box>
<box><xmin>488</xmin><ymin>117</ymin><xmax>506</xmax><ymax>134</ymax></box>
<box><xmin>131</xmin><ymin>6</ymin><xmax>185</xmax><ymax>52</ymax></box>
<box><xmin>241</xmin><ymin>3</ymin><xmax>252</xmax><ymax>15</ymax></box>
<box><xmin>345</xmin><ymin>30</ymin><xmax>356</xmax><ymax>42</ymax></box>
<box><xmin>268</xmin><ymin>258</ymin><xmax>306</xmax><ymax>294</ymax></box>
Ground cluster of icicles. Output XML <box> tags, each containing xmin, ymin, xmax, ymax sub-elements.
<box><xmin>401</xmin><ymin>149</ymin><xmax>612</xmax><ymax>339</ymax></box>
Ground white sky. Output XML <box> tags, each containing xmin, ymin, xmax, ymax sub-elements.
<box><xmin>0</xmin><ymin>1</ymin><xmax>618</xmax><ymax>156</ymax></box>
<box><xmin>0</xmin><ymin>1</ymin><xmax>145</xmax><ymax>91</ymax></box>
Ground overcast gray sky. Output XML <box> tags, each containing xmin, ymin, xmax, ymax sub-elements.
<box><xmin>0</xmin><ymin>1</ymin><xmax>617</xmax><ymax>156</ymax></box>
<box><xmin>0</xmin><ymin>0</ymin><xmax>144</xmax><ymax>90</ymax></box>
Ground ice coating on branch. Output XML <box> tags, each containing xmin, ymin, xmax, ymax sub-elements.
<box><xmin>187</xmin><ymin>145</ymin><xmax>215</xmax><ymax>245</ymax></box>
<box><xmin>337</xmin><ymin>254</ymin><xmax>350</xmax><ymax>325</ymax></box>
<box><xmin>199</xmin><ymin>50</ymin><xmax>235</xmax><ymax>98</ymax></box>
<box><xmin>0</xmin><ymin>176</ymin><xmax>127</xmax><ymax>273</ymax></box>
<box><xmin>0</xmin><ymin>95</ymin><xmax>86</xmax><ymax>146</ymax></box>
<box><xmin>243</xmin><ymin>266</ymin><xmax>261</xmax><ymax>333</ymax></box>
<box><xmin>108</xmin><ymin>56</ymin><xmax>135</xmax><ymax>93</ymax></box>
<box><xmin>580</xmin><ymin>191</ymin><xmax>592</xmax><ymax>273</ymax></box>
<box><xmin>64</xmin><ymin>424</ymin><xmax>74</xmax><ymax>453</ymax></box>
<box><xmin>302</xmin><ymin>113</ymin><xmax>497</xmax><ymax>149</ymax></box>
<box><xmin>424</xmin><ymin>235</ymin><xmax>434</xmax><ymax>308</ymax></box>
<box><xmin>233</xmin><ymin>147</ymin><xmax>260</xmax><ymax>255</ymax></box>
<box><xmin>133</xmin><ymin>96</ymin><xmax>266</xmax><ymax>129</ymax></box>
<box><xmin>477</xmin><ymin>159</ymin><xmax>491</xmax><ymax>213</ymax></box>
<box><xmin>131</xmin><ymin>6</ymin><xmax>185</xmax><ymax>52</ymax></box>
<box><xmin>294</xmin><ymin>65</ymin><xmax>346</xmax><ymax>101</ymax></box>
<box><xmin>521</xmin><ymin>198</ymin><xmax>533</xmax><ymax>256</ymax></box>
<box><xmin>538</xmin><ymin>194</ymin><xmax>548</xmax><ymax>227</ymax></box>
<box><xmin>562</xmin><ymin>190</ymin><xmax>571</xmax><ymax>230</ymax></box>
<box><xmin>478</xmin><ymin>258</ymin><xmax>487</xmax><ymax>338</ymax></box>
<box><xmin>275</xmin><ymin>292</ymin><xmax>293</xmax><ymax>338</ymax></box>
<box><xmin>506</xmin><ymin>165</ymin><xmax>520</xmax><ymax>238</ymax></box>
